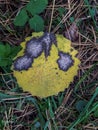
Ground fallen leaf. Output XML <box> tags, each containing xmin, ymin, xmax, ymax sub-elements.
<box><xmin>64</xmin><ymin>23</ymin><xmax>79</xmax><ymax>42</ymax></box>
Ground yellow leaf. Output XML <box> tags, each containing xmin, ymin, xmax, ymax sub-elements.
<box><xmin>12</xmin><ymin>32</ymin><xmax>80</xmax><ymax>98</ymax></box>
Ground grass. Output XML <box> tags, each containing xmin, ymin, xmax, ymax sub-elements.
<box><xmin>0</xmin><ymin>0</ymin><xmax>98</xmax><ymax>130</ymax></box>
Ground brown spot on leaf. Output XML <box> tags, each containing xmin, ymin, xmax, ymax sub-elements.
<box><xmin>64</xmin><ymin>23</ymin><xmax>79</xmax><ymax>42</ymax></box>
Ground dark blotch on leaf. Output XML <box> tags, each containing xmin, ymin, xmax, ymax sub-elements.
<box><xmin>25</xmin><ymin>37</ymin><xmax>43</xmax><ymax>58</ymax></box>
<box><xmin>57</xmin><ymin>52</ymin><xmax>74</xmax><ymax>71</ymax></box>
<box><xmin>13</xmin><ymin>54</ymin><xmax>33</xmax><ymax>71</ymax></box>
<box><xmin>13</xmin><ymin>32</ymin><xmax>57</xmax><ymax>71</ymax></box>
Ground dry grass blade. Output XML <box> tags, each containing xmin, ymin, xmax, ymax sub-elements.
<box><xmin>49</xmin><ymin>0</ymin><xmax>56</xmax><ymax>32</ymax></box>
<box><xmin>53</xmin><ymin>1</ymin><xmax>79</xmax><ymax>33</ymax></box>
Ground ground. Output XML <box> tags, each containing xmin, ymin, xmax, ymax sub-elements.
<box><xmin>0</xmin><ymin>0</ymin><xmax>98</xmax><ymax>130</ymax></box>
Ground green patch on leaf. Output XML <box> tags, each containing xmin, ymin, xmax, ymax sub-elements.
<box><xmin>14</xmin><ymin>8</ymin><xmax>29</xmax><ymax>26</ymax></box>
<box><xmin>29</xmin><ymin>15</ymin><xmax>44</xmax><ymax>31</ymax></box>
<box><xmin>26</xmin><ymin>0</ymin><xmax>48</xmax><ymax>15</ymax></box>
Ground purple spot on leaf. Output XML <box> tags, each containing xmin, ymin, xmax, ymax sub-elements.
<box><xmin>57</xmin><ymin>52</ymin><xmax>74</xmax><ymax>71</ymax></box>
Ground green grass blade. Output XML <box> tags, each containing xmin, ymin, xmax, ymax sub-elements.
<box><xmin>68</xmin><ymin>87</ymin><xmax>98</xmax><ymax>129</ymax></box>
